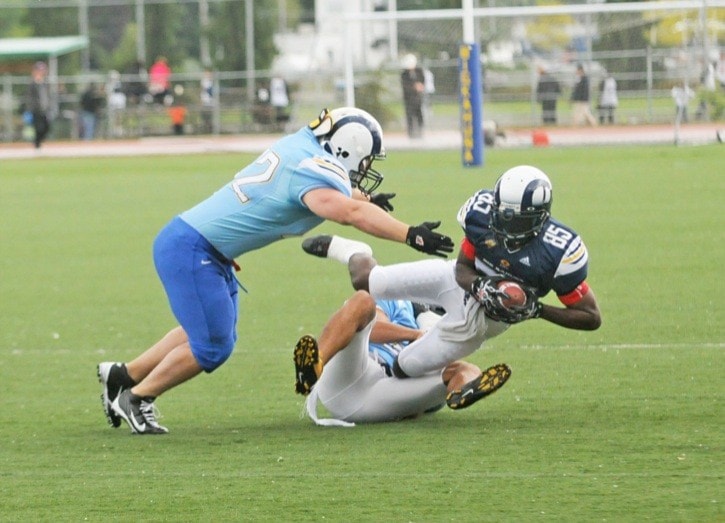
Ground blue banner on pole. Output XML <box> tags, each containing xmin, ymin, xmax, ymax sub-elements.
<box><xmin>458</xmin><ymin>42</ymin><xmax>484</xmax><ymax>167</ymax></box>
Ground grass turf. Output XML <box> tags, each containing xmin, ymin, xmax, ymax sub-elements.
<box><xmin>0</xmin><ymin>144</ymin><xmax>722</xmax><ymax>521</ymax></box>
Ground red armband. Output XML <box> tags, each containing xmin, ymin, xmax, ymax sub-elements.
<box><xmin>460</xmin><ymin>237</ymin><xmax>475</xmax><ymax>260</ymax></box>
<box><xmin>558</xmin><ymin>281</ymin><xmax>590</xmax><ymax>306</ymax></box>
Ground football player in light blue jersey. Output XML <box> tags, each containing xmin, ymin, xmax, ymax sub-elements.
<box><xmin>97</xmin><ymin>107</ymin><xmax>455</xmax><ymax>434</ymax></box>
<box><xmin>294</xmin><ymin>291</ymin><xmax>510</xmax><ymax>426</ymax></box>
<box><xmin>366</xmin><ymin>299</ymin><xmax>419</xmax><ymax>374</ymax></box>
<box><xmin>298</xmin><ymin>165</ymin><xmax>601</xmax><ymax>388</ymax></box>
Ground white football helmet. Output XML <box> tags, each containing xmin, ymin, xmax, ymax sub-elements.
<box><xmin>490</xmin><ymin>165</ymin><xmax>553</xmax><ymax>251</ymax></box>
<box><xmin>309</xmin><ymin>107</ymin><xmax>386</xmax><ymax>194</ymax></box>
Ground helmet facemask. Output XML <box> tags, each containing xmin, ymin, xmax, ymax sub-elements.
<box><xmin>490</xmin><ymin>206</ymin><xmax>550</xmax><ymax>251</ymax></box>
<box><xmin>349</xmin><ymin>154</ymin><xmax>385</xmax><ymax>195</ymax></box>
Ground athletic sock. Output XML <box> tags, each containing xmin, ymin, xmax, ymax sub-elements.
<box><xmin>326</xmin><ymin>236</ymin><xmax>373</xmax><ymax>264</ymax></box>
<box><xmin>119</xmin><ymin>363</ymin><xmax>137</xmax><ymax>388</ymax></box>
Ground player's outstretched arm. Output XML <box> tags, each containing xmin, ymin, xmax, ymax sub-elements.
<box><xmin>303</xmin><ymin>188</ymin><xmax>454</xmax><ymax>257</ymax></box>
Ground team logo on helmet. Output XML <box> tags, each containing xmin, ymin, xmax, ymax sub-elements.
<box><xmin>311</xmin><ymin>107</ymin><xmax>386</xmax><ymax>195</ymax></box>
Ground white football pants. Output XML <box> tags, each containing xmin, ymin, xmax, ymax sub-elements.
<box><xmin>368</xmin><ymin>259</ymin><xmax>509</xmax><ymax>377</ymax></box>
<box><xmin>308</xmin><ymin>322</ymin><xmax>447</xmax><ymax>425</ymax></box>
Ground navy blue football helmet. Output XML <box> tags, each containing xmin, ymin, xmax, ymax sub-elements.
<box><xmin>490</xmin><ymin>165</ymin><xmax>553</xmax><ymax>251</ymax></box>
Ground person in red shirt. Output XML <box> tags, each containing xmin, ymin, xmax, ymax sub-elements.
<box><xmin>148</xmin><ymin>56</ymin><xmax>171</xmax><ymax>104</ymax></box>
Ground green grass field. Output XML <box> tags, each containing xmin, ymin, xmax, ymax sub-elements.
<box><xmin>0</xmin><ymin>144</ymin><xmax>722</xmax><ymax>521</ymax></box>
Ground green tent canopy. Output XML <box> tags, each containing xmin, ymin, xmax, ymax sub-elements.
<box><xmin>0</xmin><ymin>36</ymin><xmax>88</xmax><ymax>61</ymax></box>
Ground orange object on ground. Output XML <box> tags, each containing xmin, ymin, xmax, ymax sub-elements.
<box><xmin>532</xmin><ymin>130</ymin><xmax>549</xmax><ymax>147</ymax></box>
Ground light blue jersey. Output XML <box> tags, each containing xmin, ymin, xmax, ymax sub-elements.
<box><xmin>369</xmin><ymin>300</ymin><xmax>418</xmax><ymax>376</ymax></box>
<box><xmin>156</xmin><ymin>126</ymin><xmax>352</xmax><ymax>372</ymax></box>
<box><xmin>181</xmin><ymin>127</ymin><xmax>352</xmax><ymax>260</ymax></box>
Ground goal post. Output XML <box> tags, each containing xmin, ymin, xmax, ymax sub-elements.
<box><xmin>459</xmin><ymin>42</ymin><xmax>484</xmax><ymax>166</ymax></box>
<box><xmin>460</xmin><ymin>0</ymin><xmax>485</xmax><ymax>167</ymax></box>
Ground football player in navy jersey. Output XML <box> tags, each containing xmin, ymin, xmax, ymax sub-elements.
<box><xmin>295</xmin><ymin>290</ymin><xmax>511</xmax><ymax>426</ymax></box>
<box><xmin>299</xmin><ymin>164</ymin><xmax>601</xmax><ymax>390</ymax></box>
<box><xmin>96</xmin><ymin>107</ymin><xmax>454</xmax><ymax>434</ymax></box>
<box><xmin>454</xmin><ymin>165</ymin><xmax>601</xmax><ymax>332</ymax></box>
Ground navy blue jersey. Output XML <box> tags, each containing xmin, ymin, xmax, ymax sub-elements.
<box><xmin>457</xmin><ymin>189</ymin><xmax>588</xmax><ymax>298</ymax></box>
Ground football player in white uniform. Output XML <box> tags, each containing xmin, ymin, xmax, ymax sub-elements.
<box><xmin>295</xmin><ymin>290</ymin><xmax>511</xmax><ymax>426</ymax></box>
<box><xmin>299</xmin><ymin>165</ymin><xmax>601</xmax><ymax>383</ymax></box>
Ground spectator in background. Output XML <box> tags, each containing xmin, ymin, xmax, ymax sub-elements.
<box><xmin>695</xmin><ymin>61</ymin><xmax>717</xmax><ymax>120</ymax></box>
<box><xmin>400</xmin><ymin>53</ymin><xmax>425</xmax><ymax>138</ymax></box>
<box><xmin>422</xmin><ymin>66</ymin><xmax>435</xmax><ymax>122</ymax></box>
<box><xmin>125</xmin><ymin>60</ymin><xmax>147</xmax><ymax>105</ymax></box>
<box><xmin>106</xmin><ymin>70</ymin><xmax>127</xmax><ymax>138</ymax></box>
<box><xmin>717</xmin><ymin>52</ymin><xmax>725</xmax><ymax>87</ymax></box>
<box><xmin>671</xmin><ymin>83</ymin><xmax>695</xmax><ymax>124</ymax></box>
<box><xmin>25</xmin><ymin>61</ymin><xmax>51</xmax><ymax>149</ymax></box>
<box><xmin>597</xmin><ymin>72</ymin><xmax>618</xmax><ymax>125</ymax></box>
<box><xmin>571</xmin><ymin>64</ymin><xmax>597</xmax><ymax>126</ymax></box>
<box><xmin>148</xmin><ymin>56</ymin><xmax>172</xmax><ymax>105</ymax></box>
<box><xmin>535</xmin><ymin>65</ymin><xmax>561</xmax><ymax>125</ymax></box>
<box><xmin>200</xmin><ymin>69</ymin><xmax>214</xmax><ymax>134</ymax></box>
<box><xmin>168</xmin><ymin>99</ymin><xmax>187</xmax><ymax>135</ymax></box>
<box><xmin>79</xmin><ymin>82</ymin><xmax>103</xmax><ymax>140</ymax></box>
<box><xmin>269</xmin><ymin>76</ymin><xmax>290</xmax><ymax>124</ymax></box>
<box><xmin>252</xmin><ymin>86</ymin><xmax>272</xmax><ymax>126</ymax></box>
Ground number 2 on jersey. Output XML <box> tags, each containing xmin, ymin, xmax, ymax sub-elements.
<box><xmin>231</xmin><ymin>150</ymin><xmax>280</xmax><ymax>203</ymax></box>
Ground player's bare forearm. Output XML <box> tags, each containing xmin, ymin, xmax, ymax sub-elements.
<box><xmin>539</xmin><ymin>291</ymin><xmax>601</xmax><ymax>330</ymax></box>
<box><xmin>346</xmin><ymin>203</ymin><xmax>409</xmax><ymax>242</ymax></box>
<box><xmin>370</xmin><ymin>321</ymin><xmax>422</xmax><ymax>344</ymax></box>
<box><xmin>304</xmin><ymin>188</ymin><xmax>408</xmax><ymax>243</ymax></box>
<box><xmin>454</xmin><ymin>251</ymin><xmax>479</xmax><ymax>291</ymax></box>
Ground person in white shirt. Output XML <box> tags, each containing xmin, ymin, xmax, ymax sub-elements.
<box><xmin>598</xmin><ymin>73</ymin><xmax>618</xmax><ymax>124</ymax></box>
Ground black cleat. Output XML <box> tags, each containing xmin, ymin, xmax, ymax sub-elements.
<box><xmin>97</xmin><ymin>362</ymin><xmax>132</xmax><ymax>428</ymax></box>
<box><xmin>111</xmin><ymin>390</ymin><xmax>169</xmax><ymax>435</ymax></box>
<box><xmin>294</xmin><ymin>335</ymin><xmax>321</xmax><ymax>396</ymax></box>
<box><xmin>446</xmin><ymin>363</ymin><xmax>512</xmax><ymax>410</ymax></box>
<box><xmin>301</xmin><ymin>235</ymin><xmax>332</xmax><ymax>258</ymax></box>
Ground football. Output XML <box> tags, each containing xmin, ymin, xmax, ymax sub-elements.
<box><xmin>496</xmin><ymin>281</ymin><xmax>527</xmax><ymax>309</ymax></box>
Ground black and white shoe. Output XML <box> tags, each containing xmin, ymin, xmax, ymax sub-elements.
<box><xmin>97</xmin><ymin>362</ymin><xmax>133</xmax><ymax>428</ymax></box>
<box><xmin>112</xmin><ymin>389</ymin><xmax>169</xmax><ymax>435</ymax></box>
<box><xmin>294</xmin><ymin>335</ymin><xmax>321</xmax><ymax>396</ymax></box>
<box><xmin>301</xmin><ymin>235</ymin><xmax>332</xmax><ymax>258</ymax></box>
<box><xmin>446</xmin><ymin>363</ymin><xmax>512</xmax><ymax>410</ymax></box>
